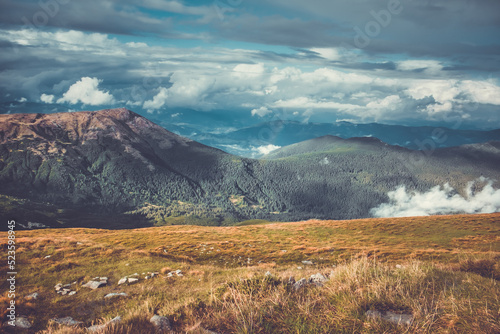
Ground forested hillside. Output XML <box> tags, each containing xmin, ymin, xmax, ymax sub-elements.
<box><xmin>1</xmin><ymin>109</ymin><xmax>499</xmax><ymax>229</ymax></box>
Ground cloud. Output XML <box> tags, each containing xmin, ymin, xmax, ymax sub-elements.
<box><xmin>251</xmin><ymin>107</ymin><xmax>272</xmax><ymax>117</ymax></box>
<box><xmin>18</xmin><ymin>97</ymin><xmax>27</xmax><ymax>102</ymax></box>
<box><xmin>40</xmin><ymin>94</ymin><xmax>54</xmax><ymax>103</ymax></box>
<box><xmin>371</xmin><ymin>178</ymin><xmax>500</xmax><ymax>218</ymax></box>
<box><xmin>1</xmin><ymin>28</ymin><xmax>499</xmax><ymax>128</ymax></box>
<box><xmin>254</xmin><ymin>144</ymin><xmax>281</xmax><ymax>156</ymax></box>
<box><xmin>57</xmin><ymin>77</ymin><xmax>115</xmax><ymax>105</ymax></box>
<box><xmin>397</xmin><ymin>60</ymin><xmax>444</xmax><ymax>74</ymax></box>
<box><xmin>143</xmin><ymin>87</ymin><xmax>169</xmax><ymax>111</ymax></box>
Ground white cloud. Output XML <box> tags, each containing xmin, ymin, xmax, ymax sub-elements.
<box><xmin>18</xmin><ymin>97</ymin><xmax>27</xmax><ymax>102</ymax></box>
<box><xmin>310</xmin><ymin>47</ymin><xmax>341</xmax><ymax>61</ymax></box>
<box><xmin>40</xmin><ymin>94</ymin><xmax>54</xmax><ymax>104</ymax></box>
<box><xmin>254</xmin><ymin>144</ymin><xmax>281</xmax><ymax>156</ymax></box>
<box><xmin>57</xmin><ymin>77</ymin><xmax>115</xmax><ymax>105</ymax></box>
<box><xmin>397</xmin><ymin>60</ymin><xmax>443</xmax><ymax>73</ymax></box>
<box><xmin>143</xmin><ymin>87</ymin><xmax>169</xmax><ymax>111</ymax></box>
<box><xmin>371</xmin><ymin>178</ymin><xmax>500</xmax><ymax>218</ymax></box>
<box><xmin>273</xmin><ymin>97</ymin><xmax>359</xmax><ymax>112</ymax></box>
<box><xmin>459</xmin><ymin>80</ymin><xmax>500</xmax><ymax>105</ymax></box>
<box><xmin>251</xmin><ymin>106</ymin><xmax>272</xmax><ymax>117</ymax></box>
<box><xmin>366</xmin><ymin>95</ymin><xmax>401</xmax><ymax>110</ymax></box>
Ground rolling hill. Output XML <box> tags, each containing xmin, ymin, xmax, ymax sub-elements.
<box><xmin>1</xmin><ymin>108</ymin><xmax>499</xmax><ymax>229</ymax></box>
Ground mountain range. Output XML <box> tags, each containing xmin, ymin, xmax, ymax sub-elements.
<box><xmin>175</xmin><ymin>120</ymin><xmax>500</xmax><ymax>157</ymax></box>
<box><xmin>1</xmin><ymin>108</ymin><xmax>499</xmax><ymax>229</ymax></box>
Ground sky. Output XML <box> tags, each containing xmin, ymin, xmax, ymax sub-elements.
<box><xmin>0</xmin><ymin>0</ymin><xmax>500</xmax><ymax>129</ymax></box>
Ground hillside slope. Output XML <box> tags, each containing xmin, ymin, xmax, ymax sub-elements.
<box><xmin>1</xmin><ymin>109</ymin><xmax>499</xmax><ymax>228</ymax></box>
<box><xmin>0</xmin><ymin>213</ymin><xmax>499</xmax><ymax>333</ymax></box>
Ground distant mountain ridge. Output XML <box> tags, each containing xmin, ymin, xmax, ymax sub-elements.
<box><xmin>1</xmin><ymin>109</ymin><xmax>499</xmax><ymax>229</ymax></box>
<box><xmin>183</xmin><ymin>120</ymin><xmax>500</xmax><ymax>157</ymax></box>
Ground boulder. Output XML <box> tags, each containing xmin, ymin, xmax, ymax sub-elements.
<box><xmin>50</xmin><ymin>317</ymin><xmax>83</xmax><ymax>326</ymax></box>
<box><xmin>15</xmin><ymin>316</ymin><xmax>32</xmax><ymax>329</ymax></box>
<box><xmin>149</xmin><ymin>315</ymin><xmax>171</xmax><ymax>333</ymax></box>
<box><xmin>118</xmin><ymin>277</ymin><xmax>128</xmax><ymax>285</ymax></box>
<box><xmin>310</xmin><ymin>273</ymin><xmax>329</xmax><ymax>287</ymax></box>
<box><xmin>82</xmin><ymin>280</ymin><xmax>106</xmax><ymax>289</ymax></box>
<box><xmin>128</xmin><ymin>277</ymin><xmax>139</xmax><ymax>284</ymax></box>
<box><xmin>293</xmin><ymin>278</ymin><xmax>308</xmax><ymax>291</ymax></box>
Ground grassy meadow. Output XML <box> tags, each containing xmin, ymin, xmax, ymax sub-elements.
<box><xmin>1</xmin><ymin>213</ymin><xmax>499</xmax><ymax>333</ymax></box>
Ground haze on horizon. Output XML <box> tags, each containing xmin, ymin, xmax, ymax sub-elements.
<box><xmin>0</xmin><ymin>0</ymin><xmax>499</xmax><ymax>130</ymax></box>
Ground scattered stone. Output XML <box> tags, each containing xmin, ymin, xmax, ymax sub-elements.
<box><xmin>150</xmin><ymin>315</ymin><xmax>171</xmax><ymax>333</ymax></box>
<box><xmin>310</xmin><ymin>273</ymin><xmax>329</xmax><ymax>287</ymax></box>
<box><xmin>118</xmin><ymin>277</ymin><xmax>128</xmax><ymax>285</ymax></box>
<box><xmin>297</xmin><ymin>266</ymin><xmax>303</xmax><ymax>270</ymax></box>
<box><xmin>87</xmin><ymin>316</ymin><xmax>121</xmax><ymax>332</ymax></box>
<box><xmin>44</xmin><ymin>255</ymin><xmax>51</xmax><ymax>259</ymax></box>
<box><xmin>301</xmin><ymin>260</ymin><xmax>313</xmax><ymax>265</ymax></box>
<box><xmin>293</xmin><ymin>278</ymin><xmax>309</xmax><ymax>291</ymax></box>
<box><xmin>82</xmin><ymin>280</ymin><xmax>106</xmax><ymax>289</ymax></box>
<box><xmin>145</xmin><ymin>275</ymin><xmax>151</xmax><ymax>279</ymax></box>
<box><xmin>396</xmin><ymin>264</ymin><xmax>403</xmax><ymax>269</ymax></box>
<box><xmin>128</xmin><ymin>277</ymin><xmax>139</xmax><ymax>284</ymax></box>
<box><xmin>76</xmin><ymin>242</ymin><xmax>83</xmax><ymax>245</ymax></box>
<box><xmin>288</xmin><ymin>276</ymin><xmax>296</xmax><ymax>285</ymax></box>
<box><xmin>366</xmin><ymin>310</ymin><xmax>414</xmax><ymax>325</ymax></box>
<box><xmin>50</xmin><ymin>317</ymin><xmax>83</xmax><ymax>326</ymax></box>
<box><xmin>68</xmin><ymin>291</ymin><xmax>77</xmax><ymax>296</ymax></box>
<box><xmin>265</xmin><ymin>271</ymin><xmax>272</xmax><ymax>277</ymax></box>
<box><xmin>25</xmin><ymin>292</ymin><xmax>39</xmax><ymax>300</ymax></box>
<box><xmin>63</xmin><ymin>284</ymin><xmax>71</xmax><ymax>288</ymax></box>
<box><xmin>15</xmin><ymin>316</ymin><xmax>32</xmax><ymax>328</ymax></box>
<box><xmin>104</xmin><ymin>292</ymin><xmax>128</xmax><ymax>299</ymax></box>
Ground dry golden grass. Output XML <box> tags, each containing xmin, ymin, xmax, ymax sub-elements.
<box><xmin>0</xmin><ymin>213</ymin><xmax>499</xmax><ymax>333</ymax></box>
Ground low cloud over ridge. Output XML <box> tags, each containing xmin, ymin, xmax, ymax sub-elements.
<box><xmin>371</xmin><ymin>178</ymin><xmax>500</xmax><ymax>218</ymax></box>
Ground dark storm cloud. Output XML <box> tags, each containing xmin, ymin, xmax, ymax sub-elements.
<box><xmin>0</xmin><ymin>0</ymin><xmax>177</xmax><ymax>36</ymax></box>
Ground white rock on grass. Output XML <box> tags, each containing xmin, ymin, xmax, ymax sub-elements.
<box><xmin>309</xmin><ymin>273</ymin><xmax>329</xmax><ymax>287</ymax></box>
<box><xmin>128</xmin><ymin>277</ymin><xmax>139</xmax><ymax>284</ymax></box>
<box><xmin>293</xmin><ymin>278</ymin><xmax>309</xmax><ymax>291</ymax></box>
<box><xmin>301</xmin><ymin>260</ymin><xmax>313</xmax><ymax>265</ymax></box>
<box><xmin>25</xmin><ymin>292</ymin><xmax>39</xmax><ymax>300</ymax></box>
<box><xmin>118</xmin><ymin>277</ymin><xmax>128</xmax><ymax>285</ymax></box>
<box><xmin>87</xmin><ymin>316</ymin><xmax>121</xmax><ymax>332</ymax></box>
<box><xmin>15</xmin><ymin>316</ymin><xmax>32</xmax><ymax>328</ymax></box>
<box><xmin>50</xmin><ymin>317</ymin><xmax>83</xmax><ymax>326</ymax></box>
<box><xmin>149</xmin><ymin>315</ymin><xmax>171</xmax><ymax>333</ymax></box>
<box><xmin>366</xmin><ymin>310</ymin><xmax>414</xmax><ymax>325</ymax></box>
<box><xmin>82</xmin><ymin>280</ymin><xmax>106</xmax><ymax>289</ymax></box>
